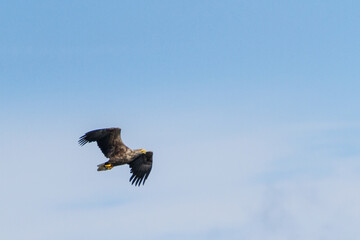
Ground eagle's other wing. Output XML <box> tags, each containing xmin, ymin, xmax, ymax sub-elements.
<box><xmin>78</xmin><ymin>128</ymin><xmax>127</xmax><ymax>158</ymax></box>
<box><xmin>129</xmin><ymin>151</ymin><xmax>153</xmax><ymax>186</ymax></box>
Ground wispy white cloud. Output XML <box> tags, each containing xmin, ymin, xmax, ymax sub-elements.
<box><xmin>1</xmin><ymin>122</ymin><xmax>359</xmax><ymax>240</ymax></box>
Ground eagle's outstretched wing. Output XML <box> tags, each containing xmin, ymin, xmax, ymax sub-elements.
<box><xmin>129</xmin><ymin>151</ymin><xmax>153</xmax><ymax>186</ymax></box>
<box><xmin>78</xmin><ymin>128</ymin><xmax>127</xmax><ymax>158</ymax></box>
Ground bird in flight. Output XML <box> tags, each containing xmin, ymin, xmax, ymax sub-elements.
<box><xmin>79</xmin><ymin>127</ymin><xmax>153</xmax><ymax>186</ymax></box>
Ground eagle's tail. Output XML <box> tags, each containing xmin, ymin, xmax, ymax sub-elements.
<box><xmin>97</xmin><ymin>163</ymin><xmax>107</xmax><ymax>171</ymax></box>
<box><xmin>97</xmin><ymin>162</ymin><xmax>112</xmax><ymax>171</ymax></box>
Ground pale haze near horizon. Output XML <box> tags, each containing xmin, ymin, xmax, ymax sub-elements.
<box><xmin>1</xmin><ymin>1</ymin><xmax>360</xmax><ymax>240</ymax></box>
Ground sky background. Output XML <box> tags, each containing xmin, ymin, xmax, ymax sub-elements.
<box><xmin>1</xmin><ymin>1</ymin><xmax>360</xmax><ymax>239</ymax></box>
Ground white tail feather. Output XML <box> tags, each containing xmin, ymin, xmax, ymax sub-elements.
<box><xmin>97</xmin><ymin>163</ymin><xmax>108</xmax><ymax>171</ymax></box>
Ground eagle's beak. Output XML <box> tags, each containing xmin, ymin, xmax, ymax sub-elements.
<box><xmin>140</xmin><ymin>149</ymin><xmax>147</xmax><ymax>154</ymax></box>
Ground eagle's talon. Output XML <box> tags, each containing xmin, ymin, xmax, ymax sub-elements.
<box><xmin>104</xmin><ymin>163</ymin><xmax>113</xmax><ymax>170</ymax></box>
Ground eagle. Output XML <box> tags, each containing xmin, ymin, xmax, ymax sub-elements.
<box><xmin>78</xmin><ymin>127</ymin><xmax>153</xmax><ymax>186</ymax></box>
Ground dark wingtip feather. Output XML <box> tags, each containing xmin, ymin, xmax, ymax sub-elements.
<box><xmin>135</xmin><ymin>177</ymin><xmax>142</xmax><ymax>186</ymax></box>
<box><xmin>131</xmin><ymin>176</ymin><xmax>137</xmax><ymax>185</ymax></box>
<box><xmin>130</xmin><ymin>175</ymin><xmax>143</xmax><ymax>186</ymax></box>
<box><xmin>78</xmin><ymin>135</ymin><xmax>89</xmax><ymax>146</ymax></box>
<box><xmin>129</xmin><ymin>174</ymin><xmax>135</xmax><ymax>182</ymax></box>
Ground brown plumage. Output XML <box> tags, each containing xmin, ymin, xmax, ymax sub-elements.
<box><xmin>79</xmin><ymin>127</ymin><xmax>153</xmax><ymax>186</ymax></box>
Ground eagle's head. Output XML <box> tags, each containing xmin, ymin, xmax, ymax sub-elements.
<box><xmin>135</xmin><ymin>149</ymin><xmax>147</xmax><ymax>155</ymax></box>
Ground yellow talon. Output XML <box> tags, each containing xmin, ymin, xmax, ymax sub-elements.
<box><xmin>105</xmin><ymin>163</ymin><xmax>113</xmax><ymax>170</ymax></box>
<box><xmin>140</xmin><ymin>149</ymin><xmax>147</xmax><ymax>154</ymax></box>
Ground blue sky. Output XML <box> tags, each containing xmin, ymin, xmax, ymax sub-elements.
<box><xmin>1</xmin><ymin>1</ymin><xmax>360</xmax><ymax>239</ymax></box>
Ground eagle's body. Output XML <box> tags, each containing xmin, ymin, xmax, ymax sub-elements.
<box><xmin>79</xmin><ymin>128</ymin><xmax>153</xmax><ymax>186</ymax></box>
